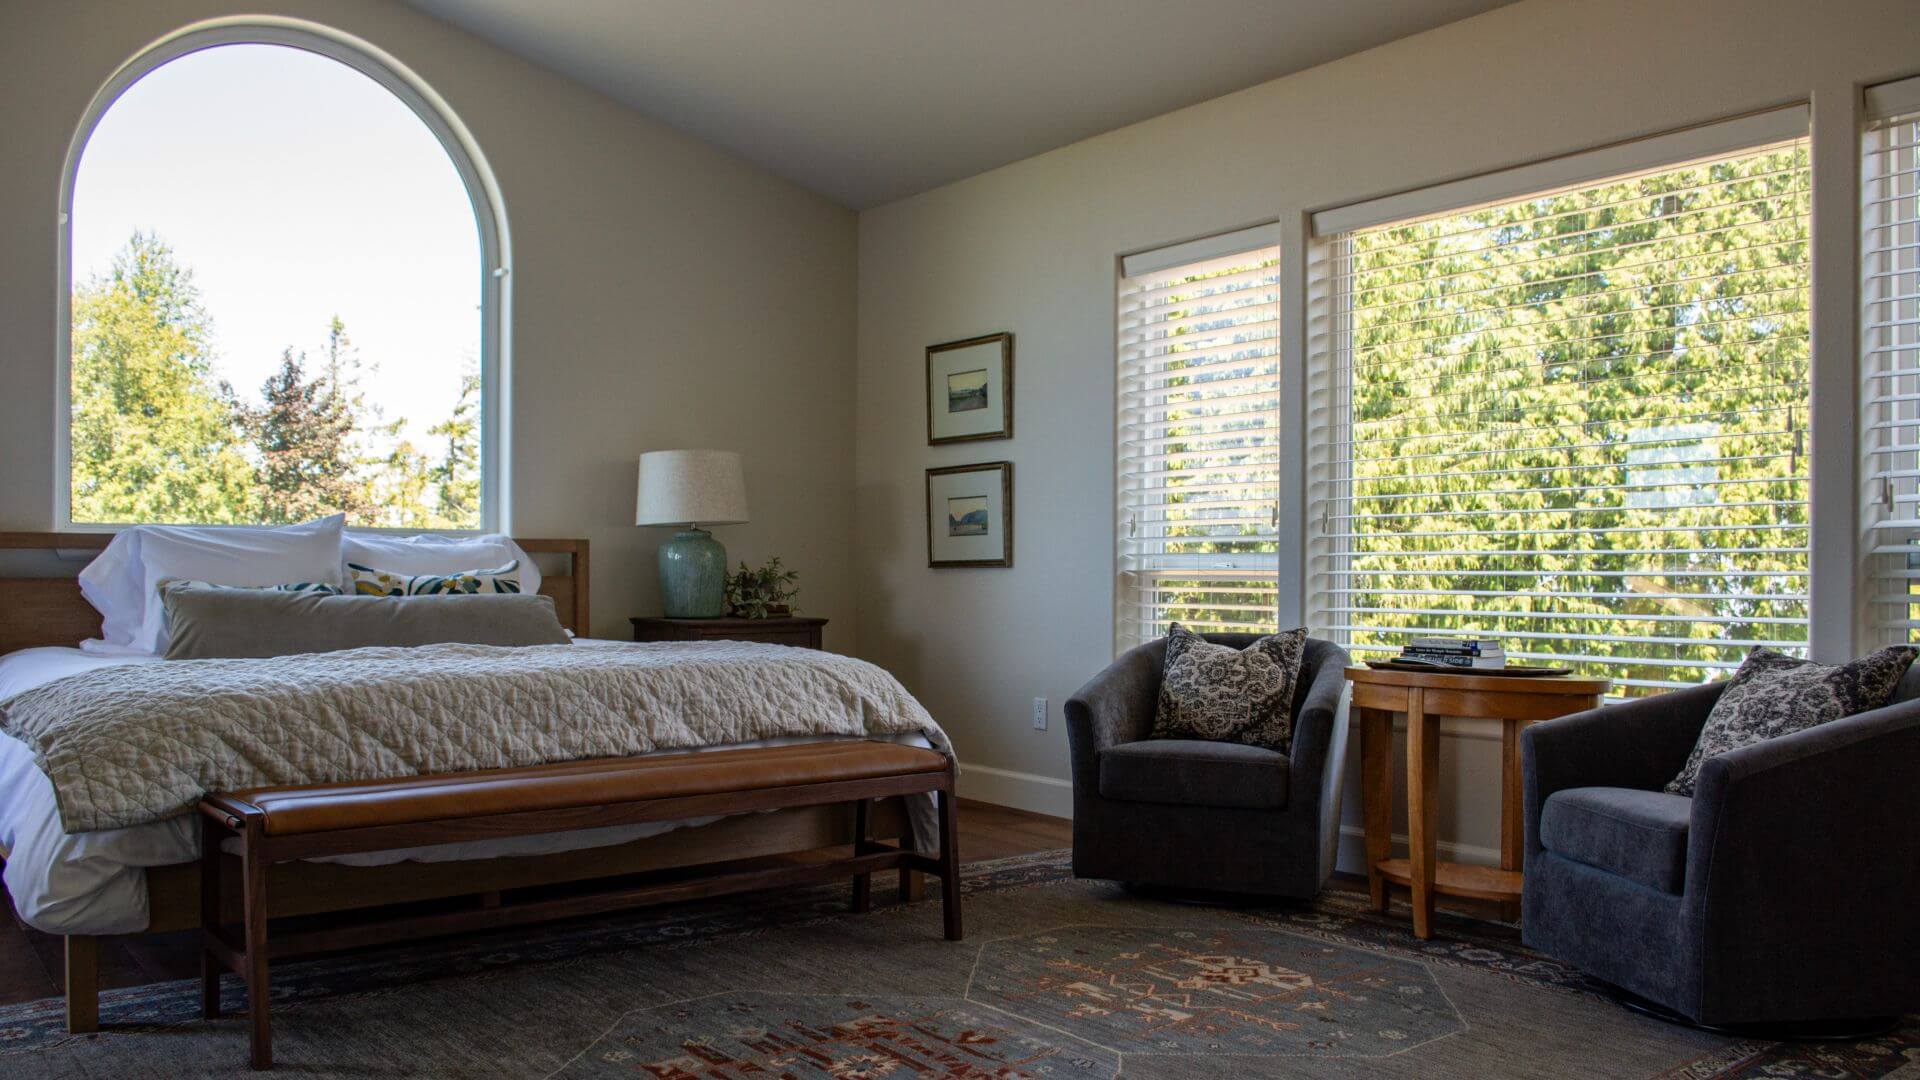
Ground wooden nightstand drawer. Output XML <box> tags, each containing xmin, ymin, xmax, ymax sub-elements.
<box><xmin>630</xmin><ymin>616</ymin><xmax>827</xmax><ymax>650</ymax></box>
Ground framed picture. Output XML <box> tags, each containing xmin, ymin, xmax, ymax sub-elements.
<box><xmin>926</xmin><ymin>462</ymin><xmax>1012</xmax><ymax>568</ymax></box>
<box><xmin>926</xmin><ymin>332</ymin><xmax>1012</xmax><ymax>444</ymax></box>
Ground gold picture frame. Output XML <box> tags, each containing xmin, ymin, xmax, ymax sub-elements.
<box><xmin>926</xmin><ymin>332</ymin><xmax>1012</xmax><ymax>445</ymax></box>
<box><xmin>926</xmin><ymin>462</ymin><xmax>1012</xmax><ymax>568</ymax></box>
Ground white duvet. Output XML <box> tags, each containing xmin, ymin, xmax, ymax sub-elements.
<box><xmin>0</xmin><ymin>643</ymin><xmax>932</xmax><ymax>936</ymax></box>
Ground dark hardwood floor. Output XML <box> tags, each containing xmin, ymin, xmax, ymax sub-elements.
<box><xmin>0</xmin><ymin>798</ymin><xmax>1074</xmax><ymax>1008</ymax></box>
<box><xmin>0</xmin><ymin>799</ymin><xmax>1498</xmax><ymax>1008</ymax></box>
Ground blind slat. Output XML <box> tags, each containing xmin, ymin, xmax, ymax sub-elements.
<box><xmin>1861</xmin><ymin>106</ymin><xmax>1920</xmax><ymax>647</ymax></box>
<box><xmin>1307</xmin><ymin>137</ymin><xmax>1813</xmax><ymax>695</ymax></box>
<box><xmin>1118</xmin><ymin>239</ymin><xmax>1283</xmax><ymax>650</ymax></box>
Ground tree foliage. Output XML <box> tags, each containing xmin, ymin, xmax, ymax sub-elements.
<box><xmin>69</xmin><ymin>233</ymin><xmax>483</xmax><ymax>530</ymax></box>
<box><xmin>428</xmin><ymin>371</ymin><xmax>481</xmax><ymax>527</ymax></box>
<box><xmin>250</xmin><ymin>349</ymin><xmax>362</xmax><ymax>524</ymax></box>
<box><xmin>70</xmin><ymin>233</ymin><xmax>259</xmax><ymax>524</ymax></box>
<box><xmin>1148</xmin><ymin>145</ymin><xmax>1812</xmax><ymax>696</ymax></box>
<box><xmin>1338</xmin><ymin>144</ymin><xmax>1810</xmax><ymax>694</ymax></box>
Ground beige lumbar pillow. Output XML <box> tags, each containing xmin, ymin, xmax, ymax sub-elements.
<box><xmin>160</xmin><ymin>581</ymin><xmax>571</xmax><ymax>660</ymax></box>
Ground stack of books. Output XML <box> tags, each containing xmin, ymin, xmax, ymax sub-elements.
<box><xmin>1399</xmin><ymin>637</ymin><xmax>1506</xmax><ymax>670</ymax></box>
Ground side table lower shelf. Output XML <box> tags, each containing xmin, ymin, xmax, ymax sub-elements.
<box><xmin>1373</xmin><ymin>858</ymin><xmax>1523</xmax><ymax>905</ymax></box>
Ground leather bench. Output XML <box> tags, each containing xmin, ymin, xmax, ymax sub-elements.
<box><xmin>198</xmin><ymin>741</ymin><xmax>960</xmax><ymax>1070</ymax></box>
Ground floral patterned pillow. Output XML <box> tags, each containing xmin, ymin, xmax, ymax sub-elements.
<box><xmin>156</xmin><ymin>578</ymin><xmax>343</xmax><ymax>596</ymax></box>
<box><xmin>1151</xmin><ymin>623</ymin><xmax>1309</xmax><ymax>752</ymax></box>
<box><xmin>1665</xmin><ymin>645</ymin><xmax>1917</xmax><ymax>796</ymax></box>
<box><xmin>347</xmin><ymin>560</ymin><xmax>523</xmax><ymax>597</ymax></box>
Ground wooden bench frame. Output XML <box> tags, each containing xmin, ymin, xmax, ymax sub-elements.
<box><xmin>197</xmin><ymin>756</ymin><xmax>961</xmax><ymax>1070</ymax></box>
<box><xmin>0</xmin><ymin>534</ymin><xmax>946</xmax><ymax>1047</ymax></box>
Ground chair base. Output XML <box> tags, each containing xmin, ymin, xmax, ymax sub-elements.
<box><xmin>1605</xmin><ymin>985</ymin><xmax>1900</xmax><ymax>1042</ymax></box>
<box><xmin>1121</xmin><ymin>882</ymin><xmax>1302</xmax><ymax>908</ymax></box>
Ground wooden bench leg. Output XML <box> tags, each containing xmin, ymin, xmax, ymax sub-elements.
<box><xmin>937</xmin><ymin>787</ymin><xmax>962</xmax><ymax>941</ymax></box>
<box><xmin>899</xmin><ymin>870</ymin><xmax>926</xmax><ymax>902</ymax></box>
<box><xmin>200</xmin><ymin>814</ymin><xmax>223</xmax><ymax>1020</ymax></box>
<box><xmin>849</xmin><ymin>799</ymin><xmax>873</xmax><ymax>914</ymax></box>
<box><xmin>240</xmin><ymin>815</ymin><xmax>273</xmax><ymax>1070</ymax></box>
<box><xmin>64</xmin><ymin>935</ymin><xmax>99</xmax><ymax>1034</ymax></box>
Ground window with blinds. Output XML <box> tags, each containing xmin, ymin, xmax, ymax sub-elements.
<box><xmin>1307</xmin><ymin>131</ymin><xmax>1812</xmax><ymax>697</ymax></box>
<box><xmin>1864</xmin><ymin>77</ymin><xmax>1920</xmax><ymax>647</ymax></box>
<box><xmin>1116</xmin><ymin>225</ymin><xmax>1282</xmax><ymax>650</ymax></box>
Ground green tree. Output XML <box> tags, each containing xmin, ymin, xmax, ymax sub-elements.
<box><xmin>70</xmin><ymin>233</ymin><xmax>482</xmax><ymax>529</ymax></box>
<box><xmin>428</xmin><ymin>370</ymin><xmax>481</xmax><ymax>529</ymax></box>
<box><xmin>1333</xmin><ymin>145</ymin><xmax>1811</xmax><ymax>695</ymax></box>
<box><xmin>1147</xmin><ymin>146</ymin><xmax>1811</xmax><ymax>697</ymax></box>
<box><xmin>314</xmin><ymin>315</ymin><xmax>412</xmax><ymax>521</ymax></box>
<box><xmin>69</xmin><ymin>233</ymin><xmax>257</xmax><ymax>524</ymax></box>
<box><xmin>372</xmin><ymin>438</ymin><xmax>439</xmax><ymax>530</ymax></box>
<box><xmin>249</xmin><ymin>348</ymin><xmax>363</xmax><ymax>523</ymax></box>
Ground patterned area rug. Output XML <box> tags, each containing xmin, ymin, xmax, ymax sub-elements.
<box><xmin>1</xmin><ymin>850</ymin><xmax>1914</xmax><ymax>1077</ymax></box>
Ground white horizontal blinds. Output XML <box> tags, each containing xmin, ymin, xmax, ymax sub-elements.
<box><xmin>1117</xmin><ymin>225</ymin><xmax>1282</xmax><ymax>649</ymax></box>
<box><xmin>1862</xmin><ymin>79</ymin><xmax>1920</xmax><ymax>645</ymax></box>
<box><xmin>1309</xmin><ymin>136</ymin><xmax>1813</xmax><ymax>696</ymax></box>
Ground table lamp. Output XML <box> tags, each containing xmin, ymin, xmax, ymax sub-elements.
<box><xmin>635</xmin><ymin>449</ymin><xmax>749</xmax><ymax>618</ymax></box>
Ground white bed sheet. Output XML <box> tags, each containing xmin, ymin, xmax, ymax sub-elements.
<box><xmin>0</xmin><ymin>643</ymin><xmax>931</xmax><ymax>936</ymax></box>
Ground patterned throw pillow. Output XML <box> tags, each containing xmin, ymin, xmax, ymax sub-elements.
<box><xmin>1665</xmin><ymin>645</ymin><xmax>1917</xmax><ymax>796</ymax></box>
<box><xmin>156</xmin><ymin>578</ymin><xmax>343</xmax><ymax>596</ymax></box>
<box><xmin>347</xmin><ymin>560</ymin><xmax>523</xmax><ymax>597</ymax></box>
<box><xmin>1151</xmin><ymin>623</ymin><xmax>1308</xmax><ymax>752</ymax></box>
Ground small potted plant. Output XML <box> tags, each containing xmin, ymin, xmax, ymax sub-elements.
<box><xmin>724</xmin><ymin>556</ymin><xmax>800</xmax><ymax>619</ymax></box>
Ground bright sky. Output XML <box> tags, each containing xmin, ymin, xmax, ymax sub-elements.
<box><xmin>71</xmin><ymin>43</ymin><xmax>481</xmax><ymax>437</ymax></box>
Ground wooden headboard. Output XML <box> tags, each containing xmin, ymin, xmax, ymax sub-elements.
<box><xmin>0</xmin><ymin>533</ymin><xmax>590</xmax><ymax>654</ymax></box>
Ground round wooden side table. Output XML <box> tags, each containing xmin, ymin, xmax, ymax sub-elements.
<box><xmin>1345</xmin><ymin>665</ymin><xmax>1610</xmax><ymax>939</ymax></box>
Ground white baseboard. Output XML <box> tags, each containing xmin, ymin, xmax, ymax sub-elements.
<box><xmin>1335</xmin><ymin>823</ymin><xmax>1498</xmax><ymax>875</ymax></box>
<box><xmin>957</xmin><ymin>763</ymin><xmax>1073</xmax><ymax>819</ymax></box>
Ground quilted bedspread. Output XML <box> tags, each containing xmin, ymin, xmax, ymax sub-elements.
<box><xmin>0</xmin><ymin>641</ymin><xmax>949</xmax><ymax>835</ymax></box>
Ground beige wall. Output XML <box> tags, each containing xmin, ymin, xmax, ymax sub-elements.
<box><xmin>0</xmin><ymin>0</ymin><xmax>858</xmax><ymax>646</ymax></box>
<box><xmin>853</xmin><ymin>0</ymin><xmax>1920</xmax><ymax>859</ymax></box>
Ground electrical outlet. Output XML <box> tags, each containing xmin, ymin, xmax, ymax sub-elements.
<box><xmin>1032</xmin><ymin>697</ymin><xmax>1048</xmax><ymax>731</ymax></box>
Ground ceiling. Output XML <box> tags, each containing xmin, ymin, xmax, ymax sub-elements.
<box><xmin>408</xmin><ymin>0</ymin><xmax>1514</xmax><ymax>210</ymax></box>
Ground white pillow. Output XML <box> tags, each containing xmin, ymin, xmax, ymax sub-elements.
<box><xmin>78</xmin><ymin>515</ymin><xmax>347</xmax><ymax>656</ymax></box>
<box><xmin>340</xmin><ymin>533</ymin><xmax>541</xmax><ymax>596</ymax></box>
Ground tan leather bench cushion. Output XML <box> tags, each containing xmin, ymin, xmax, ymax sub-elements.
<box><xmin>227</xmin><ymin>741</ymin><xmax>947</xmax><ymax>836</ymax></box>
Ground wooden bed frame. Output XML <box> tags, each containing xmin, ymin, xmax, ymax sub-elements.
<box><xmin>0</xmin><ymin>532</ymin><xmax>923</xmax><ymax>1034</ymax></box>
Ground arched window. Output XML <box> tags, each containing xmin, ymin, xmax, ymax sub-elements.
<box><xmin>58</xmin><ymin>19</ymin><xmax>508</xmax><ymax>530</ymax></box>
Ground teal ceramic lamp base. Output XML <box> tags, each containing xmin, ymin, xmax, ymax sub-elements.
<box><xmin>658</xmin><ymin>527</ymin><xmax>727</xmax><ymax>618</ymax></box>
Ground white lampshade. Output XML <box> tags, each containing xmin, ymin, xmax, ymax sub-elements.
<box><xmin>635</xmin><ymin>449</ymin><xmax>749</xmax><ymax>527</ymax></box>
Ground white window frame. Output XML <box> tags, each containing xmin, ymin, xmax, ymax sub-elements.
<box><xmin>1114</xmin><ymin>223</ymin><xmax>1284</xmax><ymax>654</ymax></box>
<box><xmin>53</xmin><ymin>15</ymin><xmax>513</xmax><ymax>532</ymax></box>
<box><xmin>1303</xmin><ymin>106</ymin><xmax>1825</xmax><ymax>688</ymax></box>
<box><xmin>1860</xmin><ymin>75</ymin><xmax>1920</xmax><ymax>647</ymax></box>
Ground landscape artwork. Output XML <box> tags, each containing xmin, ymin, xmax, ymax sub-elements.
<box><xmin>927</xmin><ymin>462</ymin><xmax>1012</xmax><ymax>567</ymax></box>
<box><xmin>947</xmin><ymin>495</ymin><xmax>989</xmax><ymax>535</ymax></box>
<box><xmin>926</xmin><ymin>332</ymin><xmax>1012</xmax><ymax>443</ymax></box>
<box><xmin>947</xmin><ymin>369</ymin><xmax>989</xmax><ymax>412</ymax></box>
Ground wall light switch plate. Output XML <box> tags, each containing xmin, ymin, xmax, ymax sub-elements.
<box><xmin>1032</xmin><ymin>697</ymin><xmax>1048</xmax><ymax>730</ymax></box>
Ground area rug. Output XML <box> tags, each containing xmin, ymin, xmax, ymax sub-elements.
<box><xmin>1</xmin><ymin>851</ymin><xmax>1914</xmax><ymax>1077</ymax></box>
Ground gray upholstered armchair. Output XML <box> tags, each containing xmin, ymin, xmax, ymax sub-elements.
<box><xmin>1521</xmin><ymin>669</ymin><xmax>1920</xmax><ymax>1027</ymax></box>
<box><xmin>1064</xmin><ymin>634</ymin><xmax>1351</xmax><ymax>898</ymax></box>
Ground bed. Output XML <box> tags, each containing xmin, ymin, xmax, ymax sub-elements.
<box><xmin>0</xmin><ymin>531</ymin><xmax>931</xmax><ymax>1033</ymax></box>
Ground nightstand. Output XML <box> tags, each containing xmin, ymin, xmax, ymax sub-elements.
<box><xmin>630</xmin><ymin>616</ymin><xmax>828</xmax><ymax>650</ymax></box>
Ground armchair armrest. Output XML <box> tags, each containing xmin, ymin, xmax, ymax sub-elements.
<box><xmin>1683</xmin><ymin>699</ymin><xmax>1920</xmax><ymax>1020</ymax></box>
<box><xmin>1286</xmin><ymin>642</ymin><xmax>1352</xmax><ymax>807</ymax></box>
<box><xmin>1523</xmin><ymin>681</ymin><xmax>1723</xmax><ymax>858</ymax></box>
<box><xmin>1064</xmin><ymin>641</ymin><xmax>1164</xmax><ymax>790</ymax></box>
